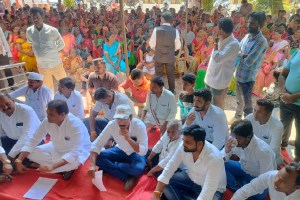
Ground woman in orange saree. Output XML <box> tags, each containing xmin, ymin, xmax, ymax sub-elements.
<box><xmin>191</xmin><ymin>28</ymin><xmax>207</xmax><ymax>65</ymax></box>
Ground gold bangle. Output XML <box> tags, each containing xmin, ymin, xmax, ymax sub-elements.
<box><xmin>153</xmin><ymin>191</ymin><xmax>162</xmax><ymax>197</ymax></box>
<box><xmin>14</xmin><ymin>159</ymin><xmax>22</xmax><ymax>163</ymax></box>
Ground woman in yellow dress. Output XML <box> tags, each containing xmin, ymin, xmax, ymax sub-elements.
<box><xmin>16</xmin><ymin>29</ymin><xmax>37</xmax><ymax>72</ymax></box>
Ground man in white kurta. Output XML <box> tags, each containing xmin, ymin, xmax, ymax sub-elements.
<box><xmin>184</xmin><ymin>89</ymin><xmax>228</xmax><ymax>150</ymax></box>
<box><xmin>0</xmin><ymin>93</ymin><xmax>40</xmax><ymax>159</ymax></box>
<box><xmin>232</xmin><ymin>162</ymin><xmax>300</xmax><ymax>200</ymax></box>
<box><xmin>26</xmin><ymin>7</ymin><xmax>66</xmax><ymax>91</ymax></box>
<box><xmin>54</xmin><ymin>77</ymin><xmax>84</xmax><ymax>120</ymax></box>
<box><xmin>88</xmin><ymin>104</ymin><xmax>148</xmax><ymax>191</ymax></box>
<box><xmin>10</xmin><ymin>72</ymin><xmax>53</xmax><ymax>121</ymax></box>
<box><xmin>15</xmin><ymin>100</ymin><xmax>91</xmax><ymax>179</ymax></box>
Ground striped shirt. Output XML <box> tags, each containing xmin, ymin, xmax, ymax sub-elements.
<box><xmin>236</xmin><ymin>32</ymin><xmax>268</xmax><ymax>83</ymax></box>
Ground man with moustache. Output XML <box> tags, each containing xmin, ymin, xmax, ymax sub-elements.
<box><xmin>0</xmin><ymin>93</ymin><xmax>40</xmax><ymax>160</ymax></box>
<box><xmin>26</xmin><ymin>7</ymin><xmax>66</xmax><ymax>91</ymax></box>
<box><xmin>183</xmin><ymin>89</ymin><xmax>228</xmax><ymax>150</ymax></box>
<box><xmin>230</xmin><ymin>12</ymin><xmax>268</xmax><ymax>124</ymax></box>
<box><xmin>10</xmin><ymin>72</ymin><xmax>53</xmax><ymax>121</ymax></box>
<box><xmin>152</xmin><ymin>125</ymin><xmax>227</xmax><ymax>200</ymax></box>
<box><xmin>232</xmin><ymin>161</ymin><xmax>300</xmax><ymax>200</ymax></box>
<box><xmin>88</xmin><ymin>104</ymin><xmax>148</xmax><ymax>191</ymax></box>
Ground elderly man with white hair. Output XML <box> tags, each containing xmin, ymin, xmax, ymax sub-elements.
<box><xmin>88</xmin><ymin>104</ymin><xmax>148</xmax><ymax>191</ymax></box>
<box><xmin>146</xmin><ymin>119</ymin><xmax>183</xmax><ymax>177</ymax></box>
<box><xmin>10</xmin><ymin>72</ymin><xmax>53</xmax><ymax>121</ymax></box>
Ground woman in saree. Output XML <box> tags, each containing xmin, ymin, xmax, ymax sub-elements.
<box><xmin>103</xmin><ymin>32</ymin><xmax>126</xmax><ymax>75</ymax></box>
<box><xmin>195</xmin><ymin>34</ymin><xmax>214</xmax><ymax>89</ymax></box>
<box><xmin>64</xmin><ymin>48</ymin><xmax>84</xmax><ymax>82</ymax></box>
<box><xmin>60</xmin><ymin>26</ymin><xmax>76</xmax><ymax>67</ymax></box>
<box><xmin>191</xmin><ymin>28</ymin><xmax>207</xmax><ymax>64</ymax></box>
<box><xmin>253</xmin><ymin>29</ymin><xmax>289</xmax><ymax>97</ymax></box>
<box><xmin>15</xmin><ymin>29</ymin><xmax>37</xmax><ymax>72</ymax></box>
<box><xmin>9</xmin><ymin>25</ymin><xmax>20</xmax><ymax>63</ymax></box>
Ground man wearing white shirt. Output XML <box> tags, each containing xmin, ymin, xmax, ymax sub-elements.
<box><xmin>26</xmin><ymin>7</ymin><xmax>66</xmax><ymax>91</ymax></box>
<box><xmin>10</xmin><ymin>72</ymin><xmax>53</xmax><ymax>121</ymax></box>
<box><xmin>0</xmin><ymin>93</ymin><xmax>41</xmax><ymax>159</ymax></box>
<box><xmin>85</xmin><ymin>87</ymin><xmax>134</xmax><ymax>141</ymax></box>
<box><xmin>146</xmin><ymin>119</ymin><xmax>182</xmax><ymax>177</ymax></box>
<box><xmin>88</xmin><ymin>104</ymin><xmax>148</xmax><ymax>191</ymax></box>
<box><xmin>245</xmin><ymin>99</ymin><xmax>283</xmax><ymax>167</ymax></box>
<box><xmin>15</xmin><ymin>100</ymin><xmax>91</xmax><ymax>180</ymax></box>
<box><xmin>232</xmin><ymin>162</ymin><xmax>300</xmax><ymax>200</ymax></box>
<box><xmin>149</xmin><ymin>11</ymin><xmax>181</xmax><ymax>93</ymax></box>
<box><xmin>142</xmin><ymin>76</ymin><xmax>177</xmax><ymax>135</ymax></box>
<box><xmin>55</xmin><ymin>77</ymin><xmax>84</xmax><ymax>120</ymax></box>
<box><xmin>0</xmin><ymin>146</ymin><xmax>13</xmax><ymax>183</ymax></box>
<box><xmin>184</xmin><ymin>89</ymin><xmax>228</xmax><ymax>150</ymax></box>
<box><xmin>223</xmin><ymin>120</ymin><xmax>276</xmax><ymax>200</ymax></box>
<box><xmin>204</xmin><ymin>17</ymin><xmax>240</xmax><ymax>110</ymax></box>
<box><xmin>152</xmin><ymin>125</ymin><xmax>226</xmax><ymax>200</ymax></box>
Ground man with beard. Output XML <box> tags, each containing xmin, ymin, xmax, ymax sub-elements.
<box><xmin>10</xmin><ymin>72</ymin><xmax>53</xmax><ymax>121</ymax></box>
<box><xmin>223</xmin><ymin>120</ymin><xmax>276</xmax><ymax>200</ymax></box>
<box><xmin>229</xmin><ymin>12</ymin><xmax>268</xmax><ymax>124</ymax></box>
<box><xmin>0</xmin><ymin>93</ymin><xmax>40</xmax><ymax>160</ymax></box>
<box><xmin>232</xmin><ymin>161</ymin><xmax>300</xmax><ymax>200</ymax></box>
<box><xmin>184</xmin><ymin>89</ymin><xmax>228</xmax><ymax>150</ymax></box>
<box><xmin>88</xmin><ymin>104</ymin><xmax>148</xmax><ymax>191</ymax></box>
<box><xmin>152</xmin><ymin>125</ymin><xmax>226</xmax><ymax>200</ymax></box>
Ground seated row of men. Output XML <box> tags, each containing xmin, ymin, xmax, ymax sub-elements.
<box><xmin>0</xmin><ymin>96</ymin><xmax>299</xmax><ymax>199</ymax></box>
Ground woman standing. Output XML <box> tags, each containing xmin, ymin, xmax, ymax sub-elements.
<box><xmin>191</xmin><ymin>28</ymin><xmax>207</xmax><ymax>64</ymax></box>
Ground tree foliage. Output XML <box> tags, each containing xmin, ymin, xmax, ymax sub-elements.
<box><xmin>202</xmin><ymin>0</ymin><xmax>214</xmax><ymax>12</ymax></box>
<box><xmin>63</xmin><ymin>0</ymin><xmax>76</xmax><ymax>8</ymax></box>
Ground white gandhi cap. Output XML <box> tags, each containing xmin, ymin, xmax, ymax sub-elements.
<box><xmin>27</xmin><ymin>72</ymin><xmax>44</xmax><ymax>81</ymax></box>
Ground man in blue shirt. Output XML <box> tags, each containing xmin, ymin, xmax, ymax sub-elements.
<box><xmin>279</xmin><ymin>50</ymin><xmax>300</xmax><ymax>162</ymax></box>
<box><xmin>230</xmin><ymin>12</ymin><xmax>268</xmax><ymax>124</ymax></box>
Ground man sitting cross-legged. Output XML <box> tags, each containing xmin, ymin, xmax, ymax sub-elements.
<box><xmin>152</xmin><ymin>125</ymin><xmax>227</xmax><ymax>200</ymax></box>
<box><xmin>146</xmin><ymin>119</ymin><xmax>182</xmax><ymax>177</ymax></box>
<box><xmin>15</xmin><ymin>100</ymin><xmax>91</xmax><ymax>180</ymax></box>
<box><xmin>88</xmin><ymin>104</ymin><xmax>148</xmax><ymax>191</ymax></box>
<box><xmin>232</xmin><ymin>162</ymin><xmax>300</xmax><ymax>200</ymax></box>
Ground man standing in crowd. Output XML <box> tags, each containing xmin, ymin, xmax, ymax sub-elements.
<box><xmin>245</xmin><ymin>99</ymin><xmax>283</xmax><ymax>167</ymax></box>
<box><xmin>230</xmin><ymin>11</ymin><xmax>268</xmax><ymax>124</ymax></box>
<box><xmin>0</xmin><ymin>93</ymin><xmax>40</xmax><ymax>159</ymax></box>
<box><xmin>26</xmin><ymin>7</ymin><xmax>66</xmax><ymax>91</ymax></box>
<box><xmin>88</xmin><ymin>104</ymin><xmax>148</xmax><ymax>191</ymax></box>
<box><xmin>149</xmin><ymin>11</ymin><xmax>181</xmax><ymax>94</ymax></box>
<box><xmin>204</xmin><ymin>17</ymin><xmax>240</xmax><ymax>109</ymax></box>
<box><xmin>15</xmin><ymin>100</ymin><xmax>91</xmax><ymax>180</ymax></box>
<box><xmin>279</xmin><ymin>50</ymin><xmax>300</xmax><ymax>162</ymax></box>
<box><xmin>184</xmin><ymin>89</ymin><xmax>228</xmax><ymax>150</ymax></box>
<box><xmin>10</xmin><ymin>72</ymin><xmax>53</xmax><ymax>121</ymax></box>
<box><xmin>142</xmin><ymin>76</ymin><xmax>176</xmax><ymax>135</ymax></box>
<box><xmin>55</xmin><ymin>77</ymin><xmax>84</xmax><ymax>120</ymax></box>
<box><xmin>152</xmin><ymin>125</ymin><xmax>226</xmax><ymax>200</ymax></box>
<box><xmin>0</xmin><ymin>26</ymin><xmax>14</xmax><ymax>91</ymax></box>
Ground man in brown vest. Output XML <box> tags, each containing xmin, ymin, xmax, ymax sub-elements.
<box><xmin>149</xmin><ymin>11</ymin><xmax>181</xmax><ymax>94</ymax></box>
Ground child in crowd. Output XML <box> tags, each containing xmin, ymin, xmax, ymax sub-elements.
<box><xmin>141</xmin><ymin>47</ymin><xmax>155</xmax><ymax>80</ymax></box>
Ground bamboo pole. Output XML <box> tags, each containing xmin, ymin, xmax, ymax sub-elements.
<box><xmin>119</xmin><ymin>0</ymin><xmax>130</xmax><ymax>77</ymax></box>
<box><xmin>185</xmin><ymin>0</ymin><xmax>188</xmax><ymax>62</ymax></box>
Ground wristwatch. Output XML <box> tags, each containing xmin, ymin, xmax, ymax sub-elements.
<box><xmin>3</xmin><ymin>159</ymin><xmax>11</xmax><ymax>164</ymax></box>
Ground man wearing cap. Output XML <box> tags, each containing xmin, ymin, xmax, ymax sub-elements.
<box><xmin>0</xmin><ymin>93</ymin><xmax>41</xmax><ymax>160</ymax></box>
<box><xmin>27</xmin><ymin>7</ymin><xmax>66</xmax><ymax>91</ymax></box>
<box><xmin>10</xmin><ymin>72</ymin><xmax>53</xmax><ymax>121</ymax></box>
<box><xmin>15</xmin><ymin>100</ymin><xmax>91</xmax><ymax>180</ymax></box>
<box><xmin>85</xmin><ymin>87</ymin><xmax>134</xmax><ymax>141</ymax></box>
<box><xmin>88</xmin><ymin>104</ymin><xmax>148</xmax><ymax>191</ymax></box>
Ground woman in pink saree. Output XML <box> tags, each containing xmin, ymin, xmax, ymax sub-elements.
<box><xmin>253</xmin><ymin>29</ymin><xmax>289</xmax><ymax>97</ymax></box>
<box><xmin>191</xmin><ymin>28</ymin><xmax>207</xmax><ymax>64</ymax></box>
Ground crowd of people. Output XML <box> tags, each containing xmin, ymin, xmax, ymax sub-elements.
<box><xmin>0</xmin><ymin>1</ymin><xmax>300</xmax><ymax>200</ymax></box>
